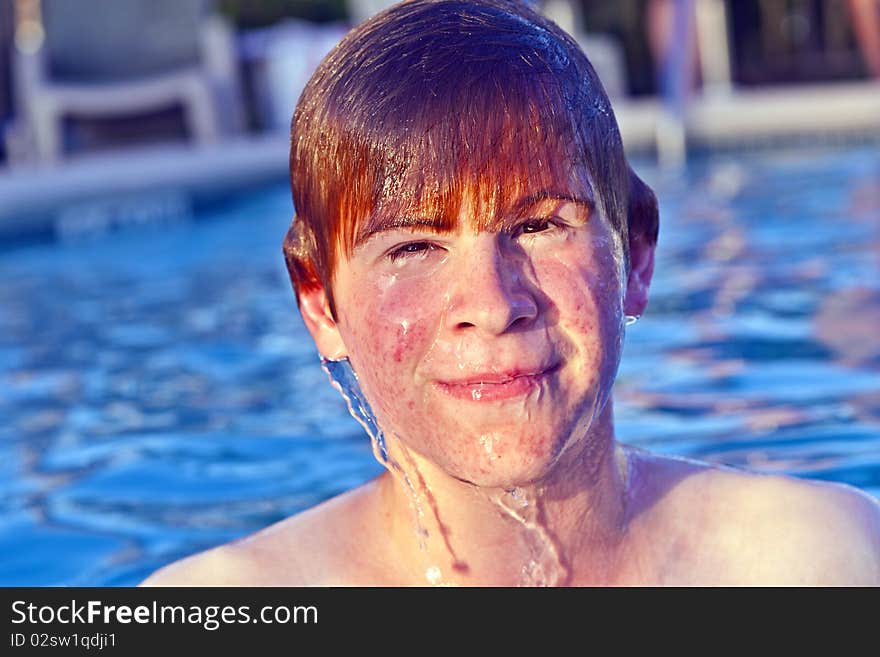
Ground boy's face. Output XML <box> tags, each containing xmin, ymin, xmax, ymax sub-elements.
<box><xmin>304</xmin><ymin>188</ymin><xmax>642</xmax><ymax>488</ymax></box>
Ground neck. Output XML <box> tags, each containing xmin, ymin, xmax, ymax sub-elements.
<box><xmin>377</xmin><ymin>402</ymin><xmax>631</xmax><ymax>586</ymax></box>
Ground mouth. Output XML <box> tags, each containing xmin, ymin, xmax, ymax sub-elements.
<box><xmin>434</xmin><ymin>362</ymin><xmax>561</xmax><ymax>402</ymax></box>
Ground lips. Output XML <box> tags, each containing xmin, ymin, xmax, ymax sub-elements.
<box><xmin>434</xmin><ymin>362</ymin><xmax>560</xmax><ymax>402</ymax></box>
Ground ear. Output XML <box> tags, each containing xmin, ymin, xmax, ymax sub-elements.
<box><xmin>624</xmin><ymin>232</ymin><xmax>656</xmax><ymax>317</ymax></box>
<box><xmin>298</xmin><ymin>284</ymin><xmax>348</xmax><ymax>360</ymax></box>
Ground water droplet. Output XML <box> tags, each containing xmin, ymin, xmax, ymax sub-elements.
<box><xmin>425</xmin><ymin>565</ymin><xmax>442</xmax><ymax>585</ymax></box>
<box><xmin>507</xmin><ymin>487</ymin><xmax>530</xmax><ymax>508</ymax></box>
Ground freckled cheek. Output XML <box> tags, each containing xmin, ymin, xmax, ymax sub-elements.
<box><xmin>345</xmin><ymin>317</ymin><xmax>413</xmax><ymax>420</ymax></box>
<box><xmin>373</xmin><ymin>280</ymin><xmax>442</xmax><ymax>364</ymax></box>
<box><xmin>340</xmin><ymin>278</ymin><xmax>444</xmax><ymax>417</ymax></box>
<box><xmin>532</xmin><ymin>257</ymin><xmax>601</xmax><ymax>334</ymax></box>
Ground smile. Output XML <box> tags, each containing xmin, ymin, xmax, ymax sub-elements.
<box><xmin>434</xmin><ymin>362</ymin><xmax>560</xmax><ymax>402</ymax></box>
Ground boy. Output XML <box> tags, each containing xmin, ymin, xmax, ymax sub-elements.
<box><xmin>145</xmin><ymin>0</ymin><xmax>879</xmax><ymax>585</ymax></box>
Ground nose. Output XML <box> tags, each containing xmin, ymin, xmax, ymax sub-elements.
<box><xmin>444</xmin><ymin>234</ymin><xmax>538</xmax><ymax>335</ymax></box>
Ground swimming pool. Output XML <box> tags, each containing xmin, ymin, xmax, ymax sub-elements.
<box><xmin>1</xmin><ymin>144</ymin><xmax>878</xmax><ymax>585</ymax></box>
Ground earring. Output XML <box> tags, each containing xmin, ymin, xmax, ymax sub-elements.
<box><xmin>624</xmin><ymin>314</ymin><xmax>640</xmax><ymax>326</ymax></box>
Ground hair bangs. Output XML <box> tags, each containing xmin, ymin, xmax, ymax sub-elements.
<box><xmin>350</xmin><ymin>73</ymin><xmax>594</xmax><ymax>251</ymax></box>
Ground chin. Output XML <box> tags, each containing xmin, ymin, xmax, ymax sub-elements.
<box><xmin>453</xmin><ymin>466</ymin><xmax>553</xmax><ymax>491</ymax></box>
<box><xmin>436</xmin><ymin>432</ymin><xmax>569</xmax><ymax>491</ymax></box>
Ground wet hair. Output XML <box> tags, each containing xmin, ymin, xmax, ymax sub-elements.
<box><xmin>283</xmin><ymin>0</ymin><xmax>658</xmax><ymax>314</ymax></box>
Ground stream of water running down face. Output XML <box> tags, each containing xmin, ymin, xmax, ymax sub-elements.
<box><xmin>321</xmin><ymin>358</ymin><xmax>434</xmax><ymax>567</ymax></box>
<box><xmin>321</xmin><ymin>356</ymin><xmax>569</xmax><ymax>586</ymax></box>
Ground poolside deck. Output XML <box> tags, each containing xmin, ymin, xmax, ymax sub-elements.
<box><xmin>0</xmin><ymin>135</ymin><xmax>290</xmax><ymax>242</ymax></box>
<box><xmin>1</xmin><ymin>80</ymin><xmax>878</xmax><ymax>243</ymax></box>
<box><xmin>614</xmin><ymin>80</ymin><xmax>880</xmax><ymax>152</ymax></box>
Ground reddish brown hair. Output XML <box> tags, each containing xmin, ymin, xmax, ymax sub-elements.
<box><xmin>283</xmin><ymin>0</ymin><xmax>658</xmax><ymax>313</ymax></box>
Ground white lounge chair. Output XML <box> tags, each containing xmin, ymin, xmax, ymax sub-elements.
<box><xmin>8</xmin><ymin>0</ymin><xmax>242</xmax><ymax>164</ymax></box>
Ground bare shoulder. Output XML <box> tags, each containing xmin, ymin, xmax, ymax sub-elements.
<box><xmin>715</xmin><ymin>469</ymin><xmax>880</xmax><ymax>585</ymax></box>
<box><xmin>141</xmin><ymin>476</ymin><xmax>388</xmax><ymax>587</ymax></box>
<box><xmin>631</xmin><ymin>449</ymin><xmax>880</xmax><ymax>585</ymax></box>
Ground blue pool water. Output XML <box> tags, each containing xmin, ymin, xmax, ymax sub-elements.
<box><xmin>1</xmin><ymin>145</ymin><xmax>878</xmax><ymax>585</ymax></box>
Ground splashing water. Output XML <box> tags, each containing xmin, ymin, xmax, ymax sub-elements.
<box><xmin>491</xmin><ymin>487</ymin><xmax>569</xmax><ymax>587</ymax></box>
<box><xmin>321</xmin><ymin>356</ymin><xmax>437</xmax><ymax>578</ymax></box>
<box><xmin>322</xmin><ymin>357</ymin><xmax>424</xmax><ymax>533</ymax></box>
<box><xmin>321</xmin><ymin>357</ymin><xmax>388</xmax><ymax>463</ymax></box>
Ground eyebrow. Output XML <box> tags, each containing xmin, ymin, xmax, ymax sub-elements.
<box><xmin>353</xmin><ymin>190</ymin><xmax>595</xmax><ymax>248</ymax></box>
<box><xmin>354</xmin><ymin>215</ymin><xmax>448</xmax><ymax>248</ymax></box>
<box><xmin>512</xmin><ymin>190</ymin><xmax>595</xmax><ymax>213</ymax></box>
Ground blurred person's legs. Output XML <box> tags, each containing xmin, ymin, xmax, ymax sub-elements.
<box><xmin>647</xmin><ymin>0</ymin><xmax>700</xmax><ymax>96</ymax></box>
<box><xmin>847</xmin><ymin>0</ymin><xmax>880</xmax><ymax>78</ymax></box>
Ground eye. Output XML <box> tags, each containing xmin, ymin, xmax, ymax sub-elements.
<box><xmin>519</xmin><ymin>219</ymin><xmax>553</xmax><ymax>234</ymax></box>
<box><xmin>387</xmin><ymin>241</ymin><xmax>437</xmax><ymax>262</ymax></box>
<box><xmin>514</xmin><ymin>217</ymin><xmax>567</xmax><ymax>239</ymax></box>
